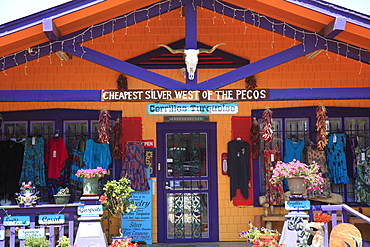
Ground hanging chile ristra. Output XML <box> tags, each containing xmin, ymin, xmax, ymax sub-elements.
<box><xmin>112</xmin><ymin>118</ymin><xmax>123</xmax><ymax>160</ymax></box>
<box><xmin>316</xmin><ymin>103</ymin><xmax>328</xmax><ymax>150</ymax></box>
<box><xmin>98</xmin><ymin>108</ymin><xmax>111</xmax><ymax>144</ymax></box>
<box><xmin>250</xmin><ymin>117</ymin><xmax>261</xmax><ymax>158</ymax></box>
<box><xmin>261</xmin><ymin>108</ymin><xmax>274</xmax><ymax>143</ymax></box>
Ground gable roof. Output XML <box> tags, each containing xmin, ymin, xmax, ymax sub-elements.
<box><xmin>0</xmin><ymin>0</ymin><xmax>369</xmax><ymax>89</ymax></box>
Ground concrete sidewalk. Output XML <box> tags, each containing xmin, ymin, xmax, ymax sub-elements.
<box><xmin>140</xmin><ymin>242</ymin><xmax>253</xmax><ymax>247</ymax></box>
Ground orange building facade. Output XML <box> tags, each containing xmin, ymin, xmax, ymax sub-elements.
<box><xmin>0</xmin><ymin>0</ymin><xmax>369</xmax><ymax>243</ymax></box>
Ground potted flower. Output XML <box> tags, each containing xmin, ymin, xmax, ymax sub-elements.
<box><xmin>240</xmin><ymin>221</ymin><xmax>281</xmax><ymax>247</ymax></box>
<box><xmin>100</xmin><ymin>176</ymin><xmax>137</xmax><ymax>237</ymax></box>
<box><xmin>269</xmin><ymin>159</ymin><xmax>324</xmax><ymax>194</ymax></box>
<box><xmin>54</xmin><ymin>187</ymin><xmax>71</xmax><ymax>204</ymax></box>
<box><xmin>56</xmin><ymin>236</ymin><xmax>70</xmax><ymax>247</ymax></box>
<box><xmin>75</xmin><ymin>167</ymin><xmax>108</xmax><ymax>195</ymax></box>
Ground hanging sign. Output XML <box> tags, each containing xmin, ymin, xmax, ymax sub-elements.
<box><xmin>102</xmin><ymin>89</ymin><xmax>269</xmax><ymax>102</ymax></box>
<box><xmin>147</xmin><ymin>103</ymin><xmax>238</xmax><ymax>115</ymax></box>
<box><xmin>3</xmin><ymin>216</ymin><xmax>30</xmax><ymax>226</ymax></box>
<box><xmin>285</xmin><ymin>200</ymin><xmax>311</xmax><ymax>211</ymax></box>
<box><xmin>18</xmin><ymin>228</ymin><xmax>45</xmax><ymax>239</ymax></box>
<box><xmin>77</xmin><ymin>205</ymin><xmax>104</xmax><ymax>215</ymax></box>
<box><xmin>145</xmin><ymin>148</ymin><xmax>156</xmax><ymax>177</ymax></box>
<box><xmin>38</xmin><ymin>214</ymin><xmax>65</xmax><ymax>225</ymax></box>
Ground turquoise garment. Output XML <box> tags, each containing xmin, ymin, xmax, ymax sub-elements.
<box><xmin>326</xmin><ymin>133</ymin><xmax>350</xmax><ymax>184</ymax></box>
<box><xmin>284</xmin><ymin>138</ymin><xmax>305</xmax><ymax>163</ymax></box>
<box><xmin>83</xmin><ymin>139</ymin><xmax>112</xmax><ymax>170</ymax></box>
<box><xmin>19</xmin><ymin>137</ymin><xmax>46</xmax><ymax>187</ymax></box>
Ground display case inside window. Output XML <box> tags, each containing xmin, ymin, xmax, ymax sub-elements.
<box><xmin>2</xmin><ymin>121</ymin><xmax>27</xmax><ymax>140</ymax></box>
<box><xmin>31</xmin><ymin>121</ymin><xmax>55</xmax><ymax>139</ymax></box>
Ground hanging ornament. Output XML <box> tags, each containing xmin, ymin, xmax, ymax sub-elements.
<box><xmin>316</xmin><ymin>103</ymin><xmax>328</xmax><ymax>150</ymax></box>
<box><xmin>250</xmin><ymin>117</ymin><xmax>261</xmax><ymax>158</ymax></box>
<box><xmin>261</xmin><ymin>108</ymin><xmax>274</xmax><ymax>143</ymax></box>
<box><xmin>112</xmin><ymin>118</ymin><xmax>123</xmax><ymax>160</ymax></box>
<box><xmin>98</xmin><ymin>108</ymin><xmax>111</xmax><ymax>144</ymax></box>
<box><xmin>117</xmin><ymin>74</ymin><xmax>128</xmax><ymax>91</ymax></box>
<box><xmin>245</xmin><ymin>75</ymin><xmax>257</xmax><ymax>89</ymax></box>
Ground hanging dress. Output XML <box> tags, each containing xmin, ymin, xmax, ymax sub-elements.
<box><xmin>70</xmin><ymin>136</ymin><xmax>87</xmax><ymax>187</ymax></box>
<box><xmin>45</xmin><ymin>137</ymin><xmax>69</xmax><ymax>203</ymax></box>
<box><xmin>121</xmin><ymin>142</ymin><xmax>150</xmax><ymax>191</ymax></box>
<box><xmin>263</xmin><ymin>145</ymin><xmax>284</xmax><ymax>205</ymax></box>
<box><xmin>83</xmin><ymin>139</ymin><xmax>112</xmax><ymax>170</ymax></box>
<box><xmin>19</xmin><ymin>137</ymin><xmax>46</xmax><ymax>187</ymax></box>
<box><xmin>326</xmin><ymin>133</ymin><xmax>350</xmax><ymax>184</ymax></box>
<box><xmin>283</xmin><ymin>138</ymin><xmax>305</xmax><ymax>191</ymax></box>
<box><xmin>354</xmin><ymin>146</ymin><xmax>370</xmax><ymax>205</ymax></box>
<box><xmin>306</xmin><ymin>140</ymin><xmax>331</xmax><ymax>198</ymax></box>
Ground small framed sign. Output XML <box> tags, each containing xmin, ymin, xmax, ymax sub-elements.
<box><xmin>38</xmin><ymin>214</ymin><xmax>65</xmax><ymax>225</ymax></box>
<box><xmin>285</xmin><ymin>200</ymin><xmax>311</xmax><ymax>211</ymax></box>
<box><xmin>18</xmin><ymin>228</ymin><xmax>45</xmax><ymax>239</ymax></box>
<box><xmin>77</xmin><ymin>205</ymin><xmax>104</xmax><ymax>215</ymax></box>
<box><xmin>3</xmin><ymin>216</ymin><xmax>30</xmax><ymax>226</ymax></box>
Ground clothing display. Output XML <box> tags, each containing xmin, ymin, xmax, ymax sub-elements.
<box><xmin>121</xmin><ymin>142</ymin><xmax>150</xmax><ymax>191</ymax></box>
<box><xmin>284</xmin><ymin>138</ymin><xmax>305</xmax><ymax>163</ymax></box>
<box><xmin>326</xmin><ymin>133</ymin><xmax>350</xmax><ymax>184</ymax></box>
<box><xmin>227</xmin><ymin>139</ymin><xmax>250</xmax><ymax>200</ymax></box>
<box><xmin>354</xmin><ymin>146</ymin><xmax>370</xmax><ymax>205</ymax></box>
<box><xmin>70</xmin><ymin>136</ymin><xmax>87</xmax><ymax>187</ymax></box>
<box><xmin>19</xmin><ymin>137</ymin><xmax>46</xmax><ymax>187</ymax></box>
<box><xmin>45</xmin><ymin>137</ymin><xmax>68</xmax><ymax>179</ymax></box>
<box><xmin>263</xmin><ymin>145</ymin><xmax>284</xmax><ymax>205</ymax></box>
<box><xmin>83</xmin><ymin>139</ymin><xmax>112</xmax><ymax>170</ymax></box>
<box><xmin>306</xmin><ymin>140</ymin><xmax>331</xmax><ymax>198</ymax></box>
<box><xmin>0</xmin><ymin>140</ymin><xmax>24</xmax><ymax>197</ymax></box>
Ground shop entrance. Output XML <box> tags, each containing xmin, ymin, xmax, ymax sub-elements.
<box><xmin>156</xmin><ymin>122</ymin><xmax>219</xmax><ymax>243</ymax></box>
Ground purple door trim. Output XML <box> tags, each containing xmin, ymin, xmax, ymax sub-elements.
<box><xmin>156</xmin><ymin>122</ymin><xmax>219</xmax><ymax>243</ymax></box>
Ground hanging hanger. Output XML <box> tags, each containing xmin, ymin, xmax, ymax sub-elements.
<box><xmin>54</xmin><ymin>129</ymin><xmax>59</xmax><ymax>138</ymax></box>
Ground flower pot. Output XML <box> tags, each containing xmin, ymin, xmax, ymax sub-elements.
<box><xmin>53</xmin><ymin>194</ymin><xmax>70</xmax><ymax>204</ymax></box>
<box><xmin>83</xmin><ymin>177</ymin><xmax>99</xmax><ymax>195</ymax></box>
<box><xmin>287</xmin><ymin>176</ymin><xmax>306</xmax><ymax>194</ymax></box>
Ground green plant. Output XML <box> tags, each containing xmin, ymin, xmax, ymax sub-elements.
<box><xmin>100</xmin><ymin>176</ymin><xmax>136</xmax><ymax>218</ymax></box>
<box><xmin>57</xmin><ymin>236</ymin><xmax>70</xmax><ymax>247</ymax></box>
<box><xmin>269</xmin><ymin>159</ymin><xmax>324</xmax><ymax>191</ymax></box>
<box><xmin>24</xmin><ymin>236</ymin><xmax>50</xmax><ymax>247</ymax></box>
<box><xmin>56</xmin><ymin>187</ymin><xmax>70</xmax><ymax>195</ymax></box>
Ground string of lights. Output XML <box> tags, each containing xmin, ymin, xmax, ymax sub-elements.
<box><xmin>0</xmin><ymin>0</ymin><xmax>369</xmax><ymax>76</ymax></box>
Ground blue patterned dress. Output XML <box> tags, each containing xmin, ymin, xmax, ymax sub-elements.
<box><xmin>19</xmin><ymin>137</ymin><xmax>46</xmax><ymax>187</ymax></box>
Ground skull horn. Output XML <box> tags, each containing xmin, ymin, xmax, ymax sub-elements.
<box><xmin>198</xmin><ymin>43</ymin><xmax>226</xmax><ymax>54</ymax></box>
<box><xmin>158</xmin><ymin>44</ymin><xmax>185</xmax><ymax>54</ymax></box>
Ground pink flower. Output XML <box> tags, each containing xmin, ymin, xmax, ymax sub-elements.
<box><xmin>75</xmin><ymin>167</ymin><xmax>108</xmax><ymax>178</ymax></box>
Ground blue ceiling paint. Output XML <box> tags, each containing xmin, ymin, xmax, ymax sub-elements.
<box><xmin>0</xmin><ymin>0</ymin><xmax>104</xmax><ymax>37</ymax></box>
<box><xmin>285</xmin><ymin>0</ymin><xmax>370</xmax><ymax>29</ymax></box>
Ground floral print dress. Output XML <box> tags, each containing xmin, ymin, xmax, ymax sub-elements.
<box><xmin>354</xmin><ymin>146</ymin><xmax>370</xmax><ymax>205</ymax></box>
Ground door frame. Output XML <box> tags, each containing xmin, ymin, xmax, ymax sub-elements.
<box><xmin>156</xmin><ymin>122</ymin><xmax>219</xmax><ymax>243</ymax></box>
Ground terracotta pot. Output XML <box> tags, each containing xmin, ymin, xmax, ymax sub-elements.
<box><xmin>287</xmin><ymin>176</ymin><xmax>306</xmax><ymax>194</ymax></box>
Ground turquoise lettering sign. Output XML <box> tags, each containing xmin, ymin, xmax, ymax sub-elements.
<box><xmin>3</xmin><ymin>216</ymin><xmax>30</xmax><ymax>226</ymax></box>
<box><xmin>18</xmin><ymin>229</ymin><xmax>45</xmax><ymax>239</ymax></box>
<box><xmin>38</xmin><ymin>214</ymin><xmax>65</xmax><ymax>224</ymax></box>
<box><xmin>77</xmin><ymin>205</ymin><xmax>104</xmax><ymax>215</ymax></box>
<box><xmin>285</xmin><ymin>200</ymin><xmax>311</xmax><ymax>211</ymax></box>
<box><xmin>122</xmin><ymin>180</ymin><xmax>153</xmax><ymax>244</ymax></box>
<box><xmin>147</xmin><ymin>103</ymin><xmax>238</xmax><ymax>115</ymax></box>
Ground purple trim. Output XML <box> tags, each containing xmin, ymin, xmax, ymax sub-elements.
<box><xmin>156</xmin><ymin>122</ymin><xmax>219</xmax><ymax>243</ymax></box>
<box><xmin>1</xmin><ymin>87</ymin><xmax>370</xmax><ymax>102</ymax></box>
<box><xmin>285</xmin><ymin>0</ymin><xmax>370</xmax><ymax>29</ymax></box>
<box><xmin>197</xmin><ymin>42</ymin><xmax>324</xmax><ymax>89</ymax></box>
<box><xmin>321</xmin><ymin>17</ymin><xmax>346</xmax><ymax>38</ymax></box>
<box><xmin>43</xmin><ymin>18</ymin><xmax>62</xmax><ymax>41</ymax></box>
<box><xmin>0</xmin><ymin>0</ymin><xmax>104</xmax><ymax>37</ymax></box>
<box><xmin>185</xmin><ymin>0</ymin><xmax>198</xmax><ymax>86</ymax></box>
<box><xmin>63</xmin><ymin>45</ymin><xmax>186</xmax><ymax>89</ymax></box>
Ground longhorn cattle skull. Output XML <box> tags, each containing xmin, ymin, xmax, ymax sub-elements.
<box><xmin>158</xmin><ymin>43</ymin><xmax>226</xmax><ymax>80</ymax></box>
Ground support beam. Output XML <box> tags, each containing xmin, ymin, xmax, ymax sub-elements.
<box><xmin>185</xmin><ymin>0</ymin><xmax>198</xmax><ymax>86</ymax></box>
<box><xmin>42</xmin><ymin>18</ymin><xmax>62</xmax><ymax>41</ymax></box>
<box><xmin>63</xmin><ymin>45</ymin><xmax>186</xmax><ymax>89</ymax></box>
<box><xmin>196</xmin><ymin>42</ymin><xmax>325</xmax><ymax>89</ymax></box>
<box><xmin>320</xmin><ymin>17</ymin><xmax>346</xmax><ymax>39</ymax></box>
